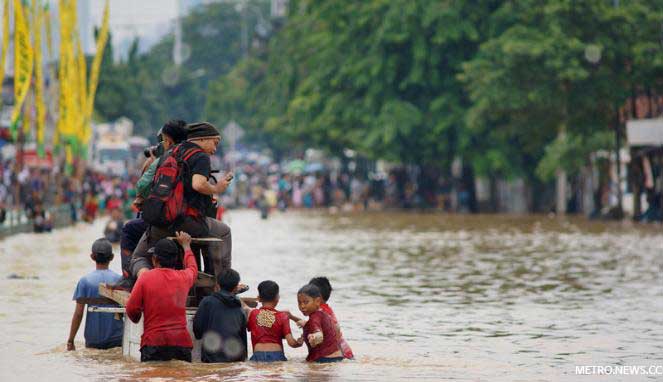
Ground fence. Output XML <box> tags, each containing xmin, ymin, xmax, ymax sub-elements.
<box><xmin>0</xmin><ymin>205</ymin><xmax>75</xmax><ymax>239</ymax></box>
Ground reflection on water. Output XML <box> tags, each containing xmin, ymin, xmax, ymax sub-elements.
<box><xmin>1</xmin><ymin>211</ymin><xmax>662</xmax><ymax>381</ymax></box>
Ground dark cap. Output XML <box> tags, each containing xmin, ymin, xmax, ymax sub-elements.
<box><xmin>153</xmin><ymin>238</ymin><xmax>180</xmax><ymax>264</ymax></box>
<box><xmin>91</xmin><ymin>238</ymin><xmax>113</xmax><ymax>256</ymax></box>
<box><xmin>187</xmin><ymin>122</ymin><xmax>220</xmax><ymax>140</ymax></box>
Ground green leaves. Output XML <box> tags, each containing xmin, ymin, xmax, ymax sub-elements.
<box><xmin>96</xmin><ymin>1</ymin><xmax>270</xmax><ymax>137</ymax></box>
<box><xmin>536</xmin><ymin>131</ymin><xmax>613</xmax><ymax>181</ymax></box>
<box><xmin>95</xmin><ymin>0</ymin><xmax>661</xmax><ymax>182</ymax></box>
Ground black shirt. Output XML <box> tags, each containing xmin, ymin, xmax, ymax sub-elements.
<box><xmin>192</xmin><ymin>291</ymin><xmax>248</xmax><ymax>363</ymax></box>
<box><xmin>178</xmin><ymin>141</ymin><xmax>213</xmax><ymax>215</ymax></box>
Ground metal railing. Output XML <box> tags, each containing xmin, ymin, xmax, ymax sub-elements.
<box><xmin>0</xmin><ymin>205</ymin><xmax>76</xmax><ymax>239</ymax></box>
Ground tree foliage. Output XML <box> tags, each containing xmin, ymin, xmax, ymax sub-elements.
<box><xmin>97</xmin><ymin>0</ymin><xmax>662</xmax><ymax>184</ymax></box>
<box><xmin>461</xmin><ymin>0</ymin><xmax>662</xmax><ymax>178</ymax></box>
<box><xmin>95</xmin><ymin>1</ymin><xmax>269</xmax><ymax>137</ymax></box>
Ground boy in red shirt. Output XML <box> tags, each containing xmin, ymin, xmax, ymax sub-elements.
<box><xmin>247</xmin><ymin>280</ymin><xmax>303</xmax><ymax>362</ymax></box>
<box><xmin>309</xmin><ymin>277</ymin><xmax>354</xmax><ymax>359</ymax></box>
<box><xmin>297</xmin><ymin>284</ymin><xmax>343</xmax><ymax>363</ymax></box>
<box><xmin>125</xmin><ymin>231</ymin><xmax>197</xmax><ymax>362</ymax></box>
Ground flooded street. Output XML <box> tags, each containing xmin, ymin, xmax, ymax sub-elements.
<box><xmin>1</xmin><ymin>210</ymin><xmax>662</xmax><ymax>381</ymax></box>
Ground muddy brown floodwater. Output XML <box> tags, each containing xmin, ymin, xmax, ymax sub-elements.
<box><xmin>1</xmin><ymin>210</ymin><xmax>662</xmax><ymax>381</ymax></box>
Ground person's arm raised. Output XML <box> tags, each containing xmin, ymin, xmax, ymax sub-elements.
<box><xmin>175</xmin><ymin>231</ymin><xmax>198</xmax><ymax>286</ymax></box>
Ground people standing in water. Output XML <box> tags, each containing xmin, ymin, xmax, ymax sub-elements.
<box><xmin>309</xmin><ymin>277</ymin><xmax>354</xmax><ymax>359</ymax></box>
<box><xmin>297</xmin><ymin>284</ymin><xmax>344</xmax><ymax>363</ymax></box>
<box><xmin>125</xmin><ymin>231</ymin><xmax>197</xmax><ymax>362</ymax></box>
<box><xmin>246</xmin><ymin>280</ymin><xmax>303</xmax><ymax>362</ymax></box>
<box><xmin>193</xmin><ymin>269</ymin><xmax>248</xmax><ymax>362</ymax></box>
<box><xmin>67</xmin><ymin>238</ymin><xmax>123</xmax><ymax>350</ymax></box>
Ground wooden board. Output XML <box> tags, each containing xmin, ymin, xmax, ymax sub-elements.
<box><xmin>99</xmin><ymin>283</ymin><xmax>131</xmax><ymax>306</ymax></box>
<box><xmin>196</xmin><ymin>272</ymin><xmax>216</xmax><ymax>288</ymax></box>
<box><xmin>99</xmin><ymin>281</ymin><xmax>258</xmax><ymax>308</ymax></box>
<box><xmin>76</xmin><ymin>297</ymin><xmax>119</xmax><ymax>306</ymax></box>
<box><xmin>166</xmin><ymin>237</ymin><xmax>223</xmax><ymax>243</ymax></box>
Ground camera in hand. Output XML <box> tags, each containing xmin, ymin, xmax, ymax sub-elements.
<box><xmin>143</xmin><ymin>142</ymin><xmax>164</xmax><ymax>158</ymax></box>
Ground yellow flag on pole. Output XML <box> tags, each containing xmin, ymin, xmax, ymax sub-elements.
<box><xmin>0</xmin><ymin>0</ymin><xmax>9</xmax><ymax>113</ymax></box>
<box><xmin>86</xmin><ymin>0</ymin><xmax>110</xmax><ymax>143</ymax></box>
<box><xmin>10</xmin><ymin>0</ymin><xmax>35</xmax><ymax>140</ymax></box>
<box><xmin>56</xmin><ymin>0</ymin><xmax>67</xmax><ymax>140</ymax></box>
<box><xmin>44</xmin><ymin>3</ymin><xmax>53</xmax><ymax>59</ymax></box>
<box><xmin>57</xmin><ymin>0</ymin><xmax>74</xmax><ymax>140</ymax></box>
<box><xmin>66</xmin><ymin>0</ymin><xmax>79</xmax><ymax>149</ymax></box>
<box><xmin>75</xmin><ymin>38</ymin><xmax>87</xmax><ymax>143</ymax></box>
<box><xmin>33</xmin><ymin>0</ymin><xmax>47</xmax><ymax>156</ymax></box>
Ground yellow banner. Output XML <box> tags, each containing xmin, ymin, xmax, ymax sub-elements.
<box><xmin>0</xmin><ymin>0</ymin><xmax>9</xmax><ymax>112</ymax></box>
<box><xmin>56</xmin><ymin>0</ymin><xmax>67</xmax><ymax>139</ymax></box>
<box><xmin>86</xmin><ymin>0</ymin><xmax>110</xmax><ymax>142</ymax></box>
<box><xmin>33</xmin><ymin>0</ymin><xmax>46</xmax><ymax>152</ymax></box>
<box><xmin>44</xmin><ymin>3</ymin><xmax>53</xmax><ymax>59</ymax></box>
<box><xmin>11</xmin><ymin>0</ymin><xmax>34</xmax><ymax>128</ymax></box>
<box><xmin>66</xmin><ymin>0</ymin><xmax>79</xmax><ymax>146</ymax></box>
<box><xmin>76</xmin><ymin>37</ymin><xmax>87</xmax><ymax>143</ymax></box>
<box><xmin>57</xmin><ymin>0</ymin><xmax>74</xmax><ymax>139</ymax></box>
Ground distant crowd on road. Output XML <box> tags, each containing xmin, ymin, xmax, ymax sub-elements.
<box><xmin>0</xmin><ymin>156</ymin><xmax>138</xmax><ymax>233</ymax></box>
<box><xmin>0</xmin><ymin>143</ymin><xmax>475</xmax><ymax>235</ymax></box>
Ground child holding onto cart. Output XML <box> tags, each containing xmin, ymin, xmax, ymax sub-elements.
<box><xmin>246</xmin><ymin>280</ymin><xmax>303</xmax><ymax>362</ymax></box>
<box><xmin>296</xmin><ymin>284</ymin><xmax>343</xmax><ymax>363</ymax></box>
<box><xmin>309</xmin><ymin>277</ymin><xmax>354</xmax><ymax>359</ymax></box>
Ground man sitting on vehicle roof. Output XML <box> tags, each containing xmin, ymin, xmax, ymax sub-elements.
<box><xmin>129</xmin><ymin>122</ymin><xmax>234</xmax><ymax>283</ymax></box>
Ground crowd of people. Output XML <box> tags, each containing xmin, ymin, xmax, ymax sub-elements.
<box><xmin>66</xmin><ymin>120</ymin><xmax>353</xmax><ymax>364</ymax></box>
<box><xmin>0</xmin><ymin>155</ymin><xmax>138</xmax><ymax>233</ymax></box>
<box><xmin>223</xmin><ymin>161</ymin><xmax>470</xmax><ymax>216</ymax></box>
<box><xmin>69</xmin><ymin>233</ymin><xmax>353</xmax><ymax>363</ymax></box>
<box><xmin>0</xmin><ymin>146</ymin><xmax>446</xmax><ymax>236</ymax></box>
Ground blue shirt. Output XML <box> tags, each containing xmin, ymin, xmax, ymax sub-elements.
<box><xmin>72</xmin><ymin>269</ymin><xmax>124</xmax><ymax>348</ymax></box>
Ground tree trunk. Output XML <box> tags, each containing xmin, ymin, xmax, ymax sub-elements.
<box><xmin>461</xmin><ymin>164</ymin><xmax>478</xmax><ymax>213</ymax></box>
<box><xmin>489</xmin><ymin>175</ymin><xmax>499</xmax><ymax>213</ymax></box>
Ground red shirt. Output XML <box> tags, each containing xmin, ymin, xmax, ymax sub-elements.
<box><xmin>303</xmin><ymin>310</ymin><xmax>339</xmax><ymax>362</ymax></box>
<box><xmin>125</xmin><ymin>249</ymin><xmax>198</xmax><ymax>348</ymax></box>
<box><xmin>247</xmin><ymin>307</ymin><xmax>292</xmax><ymax>349</ymax></box>
<box><xmin>320</xmin><ymin>303</ymin><xmax>354</xmax><ymax>359</ymax></box>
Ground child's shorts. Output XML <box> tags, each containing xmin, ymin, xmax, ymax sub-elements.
<box><xmin>250</xmin><ymin>351</ymin><xmax>288</xmax><ymax>362</ymax></box>
<box><xmin>315</xmin><ymin>356</ymin><xmax>344</xmax><ymax>363</ymax></box>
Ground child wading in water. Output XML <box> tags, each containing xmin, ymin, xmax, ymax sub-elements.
<box><xmin>297</xmin><ymin>284</ymin><xmax>343</xmax><ymax>363</ymax></box>
<box><xmin>309</xmin><ymin>277</ymin><xmax>354</xmax><ymax>359</ymax></box>
<box><xmin>247</xmin><ymin>280</ymin><xmax>303</xmax><ymax>361</ymax></box>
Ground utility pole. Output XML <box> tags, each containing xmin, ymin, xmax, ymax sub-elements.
<box><xmin>240</xmin><ymin>0</ymin><xmax>248</xmax><ymax>57</ymax></box>
<box><xmin>173</xmin><ymin>0</ymin><xmax>183</xmax><ymax>66</ymax></box>
<box><xmin>556</xmin><ymin>84</ymin><xmax>570</xmax><ymax>215</ymax></box>
<box><xmin>613</xmin><ymin>0</ymin><xmax>624</xmax><ymax>218</ymax></box>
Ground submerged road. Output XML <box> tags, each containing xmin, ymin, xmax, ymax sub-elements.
<box><xmin>1</xmin><ymin>210</ymin><xmax>662</xmax><ymax>381</ymax></box>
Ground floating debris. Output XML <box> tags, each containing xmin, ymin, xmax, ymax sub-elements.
<box><xmin>7</xmin><ymin>273</ymin><xmax>40</xmax><ymax>280</ymax></box>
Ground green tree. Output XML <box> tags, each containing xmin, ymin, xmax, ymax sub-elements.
<box><xmin>208</xmin><ymin>0</ymin><xmax>500</xmax><ymax>166</ymax></box>
<box><xmin>460</xmin><ymin>0</ymin><xmax>662</xmax><ymax>211</ymax></box>
<box><xmin>95</xmin><ymin>1</ymin><xmax>270</xmax><ymax>137</ymax></box>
